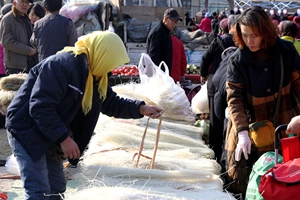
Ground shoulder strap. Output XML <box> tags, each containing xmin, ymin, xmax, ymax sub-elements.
<box><xmin>274</xmin><ymin>55</ymin><xmax>284</xmax><ymax>126</ymax></box>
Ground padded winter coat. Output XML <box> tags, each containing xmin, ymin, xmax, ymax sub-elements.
<box><xmin>6</xmin><ymin>52</ymin><xmax>145</xmax><ymax>162</ymax></box>
<box><xmin>224</xmin><ymin>37</ymin><xmax>300</xmax><ymax>195</ymax></box>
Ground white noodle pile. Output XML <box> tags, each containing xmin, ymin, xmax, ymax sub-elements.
<box><xmin>65</xmin><ymin>114</ymin><xmax>236</xmax><ymax>199</ymax></box>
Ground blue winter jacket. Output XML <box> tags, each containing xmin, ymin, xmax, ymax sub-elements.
<box><xmin>6</xmin><ymin>51</ymin><xmax>144</xmax><ymax>162</ymax></box>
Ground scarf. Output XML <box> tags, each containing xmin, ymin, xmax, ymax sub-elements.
<box><xmin>59</xmin><ymin>31</ymin><xmax>130</xmax><ymax>115</ymax></box>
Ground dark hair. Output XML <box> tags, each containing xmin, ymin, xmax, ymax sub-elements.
<box><xmin>233</xmin><ymin>6</ymin><xmax>277</xmax><ymax>49</ymax></box>
<box><xmin>28</xmin><ymin>2</ymin><xmax>45</xmax><ymax>18</ymax></box>
<box><xmin>279</xmin><ymin>20</ymin><xmax>299</xmax><ymax>38</ymax></box>
<box><xmin>42</xmin><ymin>0</ymin><xmax>62</xmax><ymax>12</ymax></box>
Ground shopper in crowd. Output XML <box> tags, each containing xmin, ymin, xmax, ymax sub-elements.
<box><xmin>146</xmin><ymin>8</ymin><xmax>182</xmax><ymax>72</ymax></box>
<box><xmin>224</xmin><ymin>6</ymin><xmax>300</xmax><ymax>197</ymax></box>
<box><xmin>293</xmin><ymin>16</ymin><xmax>300</xmax><ymax>40</ymax></box>
<box><xmin>185</xmin><ymin>12</ymin><xmax>195</xmax><ymax>31</ymax></box>
<box><xmin>30</xmin><ymin>0</ymin><xmax>77</xmax><ymax>62</ymax></box>
<box><xmin>27</xmin><ymin>1</ymin><xmax>45</xmax><ymax>25</ymax></box>
<box><xmin>211</xmin><ymin>11</ymin><xmax>219</xmax><ymax>36</ymax></box>
<box><xmin>278</xmin><ymin>20</ymin><xmax>300</xmax><ymax>54</ymax></box>
<box><xmin>199</xmin><ymin>15</ymin><xmax>237</xmax><ymax>165</ymax></box>
<box><xmin>0</xmin><ymin>0</ymin><xmax>38</xmax><ymax>75</ymax></box>
<box><xmin>0</xmin><ymin>3</ymin><xmax>12</xmax><ymax>77</ymax></box>
<box><xmin>198</xmin><ymin>12</ymin><xmax>212</xmax><ymax>33</ymax></box>
<box><xmin>170</xmin><ymin>34</ymin><xmax>187</xmax><ymax>82</ymax></box>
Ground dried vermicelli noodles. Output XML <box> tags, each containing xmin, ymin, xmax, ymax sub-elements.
<box><xmin>65</xmin><ymin>114</ymin><xmax>237</xmax><ymax>199</ymax></box>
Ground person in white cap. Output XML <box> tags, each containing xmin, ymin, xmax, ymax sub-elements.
<box><xmin>199</xmin><ymin>12</ymin><xmax>212</xmax><ymax>33</ymax></box>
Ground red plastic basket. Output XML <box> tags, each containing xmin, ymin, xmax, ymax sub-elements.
<box><xmin>281</xmin><ymin>135</ymin><xmax>300</xmax><ymax>163</ymax></box>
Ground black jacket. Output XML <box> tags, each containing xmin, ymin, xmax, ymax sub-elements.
<box><xmin>200</xmin><ymin>33</ymin><xmax>235</xmax><ymax>96</ymax></box>
<box><xmin>146</xmin><ymin>21</ymin><xmax>172</xmax><ymax>72</ymax></box>
<box><xmin>213</xmin><ymin>47</ymin><xmax>237</xmax><ymax>121</ymax></box>
<box><xmin>200</xmin><ymin>33</ymin><xmax>235</xmax><ymax>77</ymax></box>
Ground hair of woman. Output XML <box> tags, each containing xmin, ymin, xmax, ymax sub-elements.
<box><xmin>233</xmin><ymin>6</ymin><xmax>278</xmax><ymax>49</ymax></box>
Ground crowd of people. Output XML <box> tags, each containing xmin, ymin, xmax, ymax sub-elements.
<box><xmin>146</xmin><ymin>6</ymin><xmax>300</xmax><ymax>198</ymax></box>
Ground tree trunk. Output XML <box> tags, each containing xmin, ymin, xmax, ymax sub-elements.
<box><xmin>204</xmin><ymin>0</ymin><xmax>208</xmax><ymax>12</ymax></box>
<box><xmin>227</xmin><ymin>0</ymin><xmax>234</xmax><ymax>10</ymax></box>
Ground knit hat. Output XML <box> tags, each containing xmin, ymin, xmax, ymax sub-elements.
<box><xmin>164</xmin><ymin>8</ymin><xmax>182</xmax><ymax>21</ymax></box>
<box><xmin>219</xmin><ymin>18</ymin><xmax>228</xmax><ymax>30</ymax></box>
<box><xmin>205</xmin><ymin>13</ymin><xmax>210</xmax><ymax>18</ymax></box>
<box><xmin>293</xmin><ymin>16</ymin><xmax>300</xmax><ymax>24</ymax></box>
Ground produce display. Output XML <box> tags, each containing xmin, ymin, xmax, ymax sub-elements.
<box><xmin>111</xmin><ymin>65</ymin><xmax>139</xmax><ymax>76</ymax></box>
<box><xmin>186</xmin><ymin>64</ymin><xmax>200</xmax><ymax>74</ymax></box>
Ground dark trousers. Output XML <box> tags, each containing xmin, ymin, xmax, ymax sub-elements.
<box><xmin>208</xmin><ymin>95</ymin><xmax>224</xmax><ymax>164</ymax></box>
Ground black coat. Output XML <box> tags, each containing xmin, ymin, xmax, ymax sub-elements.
<box><xmin>146</xmin><ymin>21</ymin><xmax>172</xmax><ymax>72</ymax></box>
<box><xmin>200</xmin><ymin>33</ymin><xmax>235</xmax><ymax>96</ymax></box>
<box><xmin>213</xmin><ymin>47</ymin><xmax>237</xmax><ymax>121</ymax></box>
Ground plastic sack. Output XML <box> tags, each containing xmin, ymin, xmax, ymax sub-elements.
<box><xmin>259</xmin><ymin>157</ymin><xmax>300</xmax><ymax>200</ymax></box>
<box><xmin>245</xmin><ymin>151</ymin><xmax>282</xmax><ymax>200</ymax></box>
<box><xmin>138</xmin><ymin>53</ymin><xmax>190</xmax><ymax>116</ymax></box>
<box><xmin>5</xmin><ymin>154</ymin><xmax>20</xmax><ymax>176</ymax></box>
<box><xmin>191</xmin><ymin>82</ymin><xmax>209</xmax><ymax>114</ymax></box>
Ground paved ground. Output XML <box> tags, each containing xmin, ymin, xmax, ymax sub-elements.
<box><xmin>0</xmin><ymin>128</ymin><xmax>17</xmax><ymax>198</ymax></box>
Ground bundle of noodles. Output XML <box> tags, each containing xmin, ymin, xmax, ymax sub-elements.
<box><xmin>0</xmin><ymin>73</ymin><xmax>27</xmax><ymax>114</ymax></box>
<box><xmin>112</xmin><ymin>82</ymin><xmax>195</xmax><ymax>122</ymax></box>
<box><xmin>112</xmin><ymin>81</ymin><xmax>155</xmax><ymax>106</ymax></box>
<box><xmin>64</xmin><ymin>114</ymin><xmax>236</xmax><ymax>199</ymax></box>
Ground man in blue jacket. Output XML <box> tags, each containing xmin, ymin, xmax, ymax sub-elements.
<box><xmin>6</xmin><ymin>31</ymin><xmax>162</xmax><ymax>200</ymax></box>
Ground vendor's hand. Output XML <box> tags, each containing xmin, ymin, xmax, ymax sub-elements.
<box><xmin>60</xmin><ymin>136</ymin><xmax>80</xmax><ymax>160</ymax></box>
<box><xmin>140</xmin><ymin>105</ymin><xmax>163</xmax><ymax>119</ymax></box>
<box><xmin>286</xmin><ymin>116</ymin><xmax>300</xmax><ymax>135</ymax></box>
<box><xmin>200</xmin><ymin>76</ymin><xmax>208</xmax><ymax>84</ymax></box>
<box><xmin>235</xmin><ymin>130</ymin><xmax>251</xmax><ymax>161</ymax></box>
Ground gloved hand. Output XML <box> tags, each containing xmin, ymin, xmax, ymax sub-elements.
<box><xmin>225</xmin><ymin>107</ymin><xmax>230</xmax><ymax>119</ymax></box>
<box><xmin>235</xmin><ymin>130</ymin><xmax>251</xmax><ymax>161</ymax></box>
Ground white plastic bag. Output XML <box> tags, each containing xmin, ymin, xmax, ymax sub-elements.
<box><xmin>191</xmin><ymin>82</ymin><xmax>210</xmax><ymax>114</ymax></box>
<box><xmin>138</xmin><ymin>53</ymin><xmax>190</xmax><ymax>116</ymax></box>
<box><xmin>5</xmin><ymin>154</ymin><xmax>20</xmax><ymax>176</ymax></box>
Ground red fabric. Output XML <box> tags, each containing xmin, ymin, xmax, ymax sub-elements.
<box><xmin>259</xmin><ymin>158</ymin><xmax>300</xmax><ymax>200</ymax></box>
<box><xmin>171</xmin><ymin>36</ymin><xmax>187</xmax><ymax>82</ymax></box>
<box><xmin>199</xmin><ymin>17</ymin><xmax>212</xmax><ymax>33</ymax></box>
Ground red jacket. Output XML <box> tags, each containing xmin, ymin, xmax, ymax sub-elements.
<box><xmin>171</xmin><ymin>36</ymin><xmax>187</xmax><ymax>82</ymax></box>
<box><xmin>199</xmin><ymin>17</ymin><xmax>212</xmax><ymax>33</ymax></box>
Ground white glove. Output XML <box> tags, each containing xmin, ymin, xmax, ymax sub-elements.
<box><xmin>235</xmin><ymin>130</ymin><xmax>251</xmax><ymax>161</ymax></box>
<box><xmin>225</xmin><ymin>107</ymin><xmax>230</xmax><ymax>119</ymax></box>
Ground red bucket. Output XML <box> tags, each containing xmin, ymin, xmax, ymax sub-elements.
<box><xmin>281</xmin><ymin>135</ymin><xmax>300</xmax><ymax>162</ymax></box>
